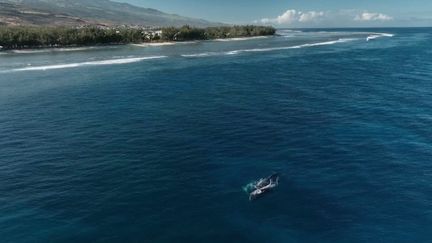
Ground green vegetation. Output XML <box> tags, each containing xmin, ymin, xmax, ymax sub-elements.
<box><xmin>162</xmin><ymin>25</ymin><xmax>276</xmax><ymax>41</ymax></box>
<box><xmin>0</xmin><ymin>25</ymin><xmax>276</xmax><ymax>50</ymax></box>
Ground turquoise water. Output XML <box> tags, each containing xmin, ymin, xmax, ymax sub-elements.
<box><xmin>1</xmin><ymin>28</ymin><xmax>432</xmax><ymax>242</ymax></box>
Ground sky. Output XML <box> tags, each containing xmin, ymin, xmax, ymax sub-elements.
<box><xmin>115</xmin><ymin>0</ymin><xmax>432</xmax><ymax>27</ymax></box>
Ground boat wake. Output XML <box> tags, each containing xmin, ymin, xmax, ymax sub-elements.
<box><xmin>7</xmin><ymin>56</ymin><xmax>167</xmax><ymax>72</ymax></box>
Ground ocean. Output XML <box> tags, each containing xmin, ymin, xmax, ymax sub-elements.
<box><xmin>0</xmin><ymin>28</ymin><xmax>431</xmax><ymax>242</ymax></box>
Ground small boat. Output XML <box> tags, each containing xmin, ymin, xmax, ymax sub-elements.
<box><xmin>245</xmin><ymin>173</ymin><xmax>280</xmax><ymax>200</ymax></box>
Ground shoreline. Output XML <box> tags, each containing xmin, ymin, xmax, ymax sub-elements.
<box><xmin>0</xmin><ymin>25</ymin><xmax>276</xmax><ymax>52</ymax></box>
<box><xmin>0</xmin><ymin>35</ymin><xmax>274</xmax><ymax>52</ymax></box>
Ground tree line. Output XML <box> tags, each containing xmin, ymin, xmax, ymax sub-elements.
<box><xmin>0</xmin><ymin>25</ymin><xmax>276</xmax><ymax>50</ymax></box>
<box><xmin>162</xmin><ymin>25</ymin><xmax>276</xmax><ymax>41</ymax></box>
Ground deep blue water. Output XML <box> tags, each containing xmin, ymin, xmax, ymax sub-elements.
<box><xmin>1</xmin><ymin>28</ymin><xmax>432</xmax><ymax>242</ymax></box>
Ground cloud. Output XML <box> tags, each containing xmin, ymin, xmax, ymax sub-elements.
<box><xmin>354</xmin><ymin>12</ymin><xmax>393</xmax><ymax>21</ymax></box>
<box><xmin>255</xmin><ymin>9</ymin><xmax>394</xmax><ymax>26</ymax></box>
<box><xmin>299</xmin><ymin>11</ymin><xmax>325</xmax><ymax>22</ymax></box>
<box><xmin>276</xmin><ymin>10</ymin><xmax>298</xmax><ymax>24</ymax></box>
<box><xmin>257</xmin><ymin>9</ymin><xmax>325</xmax><ymax>25</ymax></box>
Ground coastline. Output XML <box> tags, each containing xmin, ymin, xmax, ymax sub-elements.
<box><xmin>0</xmin><ymin>25</ymin><xmax>276</xmax><ymax>52</ymax></box>
<box><xmin>0</xmin><ymin>35</ymin><xmax>274</xmax><ymax>52</ymax></box>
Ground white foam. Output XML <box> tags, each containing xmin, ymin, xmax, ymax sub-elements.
<box><xmin>366</xmin><ymin>32</ymin><xmax>394</xmax><ymax>41</ymax></box>
<box><xmin>292</xmin><ymin>38</ymin><xmax>358</xmax><ymax>48</ymax></box>
<box><xmin>176</xmin><ymin>41</ymin><xmax>199</xmax><ymax>45</ymax></box>
<box><xmin>11</xmin><ymin>47</ymin><xmax>100</xmax><ymax>54</ymax></box>
<box><xmin>181</xmin><ymin>53</ymin><xmax>213</xmax><ymax>57</ymax></box>
<box><xmin>12</xmin><ymin>49</ymin><xmax>48</xmax><ymax>54</ymax></box>
<box><xmin>213</xmin><ymin>36</ymin><xmax>269</xmax><ymax>42</ymax></box>
<box><xmin>56</xmin><ymin>47</ymin><xmax>100</xmax><ymax>52</ymax></box>
<box><xmin>379</xmin><ymin>33</ymin><xmax>395</xmax><ymax>37</ymax></box>
<box><xmin>366</xmin><ymin>35</ymin><xmax>381</xmax><ymax>41</ymax></box>
<box><xmin>278</xmin><ymin>29</ymin><xmax>302</xmax><ymax>33</ymax></box>
<box><xmin>132</xmin><ymin>42</ymin><xmax>176</xmax><ymax>47</ymax></box>
<box><xmin>277</xmin><ymin>29</ymin><xmax>303</xmax><ymax>37</ymax></box>
<box><xmin>181</xmin><ymin>38</ymin><xmax>357</xmax><ymax>58</ymax></box>
<box><xmin>225</xmin><ymin>50</ymin><xmax>240</xmax><ymax>55</ymax></box>
<box><xmin>182</xmin><ymin>51</ymin><xmax>240</xmax><ymax>58</ymax></box>
<box><xmin>133</xmin><ymin>41</ymin><xmax>201</xmax><ymax>48</ymax></box>
<box><xmin>253</xmin><ymin>38</ymin><xmax>357</xmax><ymax>52</ymax></box>
<box><xmin>245</xmin><ymin>38</ymin><xmax>355</xmax><ymax>52</ymax></box>
<box><xmin>10</xmin><ymin>56</ymin><xmax>167</xmax><ymax>72</ymax></box>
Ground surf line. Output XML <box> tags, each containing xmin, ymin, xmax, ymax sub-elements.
<box><xmin>181</xmin><ymin>38</ymin><xmax>358</xmax><ymax>58</ymax></box>
<box><xmin>9</xmin><ymin>56</ymin><xmax>167</xmax><ymax>72</ymax></box>
<box><xmin>366</xmin><ymin>33</ymin><xmax>394</xmax><ymax>41</ymax></box>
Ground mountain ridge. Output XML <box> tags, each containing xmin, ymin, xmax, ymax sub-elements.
<box><xmin>0</xmin><ymin>0</ymin><xmax>222</xmax><ymax>27</ymax></box>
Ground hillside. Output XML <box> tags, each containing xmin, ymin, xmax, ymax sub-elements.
<box><xmin>0</xmin><ymin>0</ymin><xmax>220</xmax><ymax>27</ymax></box>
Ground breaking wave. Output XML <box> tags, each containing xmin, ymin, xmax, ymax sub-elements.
<box><xmin>132</xmin><ymin>43</ymin><xmax>176</xmax><ymax>47</ymax></box>
<box><xmin>277</xmin><ymin>29</ymin><xmax>304</xmax><ymax>37</ymax></box>
<box><xmin>8</xmin><ymin>56</ymin><xmax>167</xmax><ymax>72</ymax></box>
<box><xmin>366</xmin><ymin>33</ymin><xmax>395</xmax><ymax>41</ymax></box>
<box><xmin>181</xmin><ymin>53</ymin><xmax>213</xmax><ymax>57</ymax></box>
<box><xmin>132</xmin><ymin>41</ymin><xmax>198</xmax><ymax>48</ymax></box>
<box><xmin>278</xmin><ymin>29</ymin><xmax>303</xmax><ymax>33</ymax></box>
<box><xmin>245</xmin><ymin>38</ymin><xmax>358</xmax><ymax>52</ymax></box>
<box><xmin>291</xmin><ymin>38</ymin><xmax>358</xmax><ymax>48</ymax></box>
<box><xmin>181</xmin><ymin>50</ymin><xmax>242</xmax><ymax>57</ymax></box>
<box><xmin>182</xmin><ymin>38</ymin><xmax>358</xmax><ymax>58</ymax></box>
<box><xmin>213</xmin><ymin>36</ymin><xmax>270</xmax><ymax>42</ymax></box>
<box><xmin>10</xmin><ymin>46</ymin><xmax>107</xmax><ymax>54</ymax></box>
